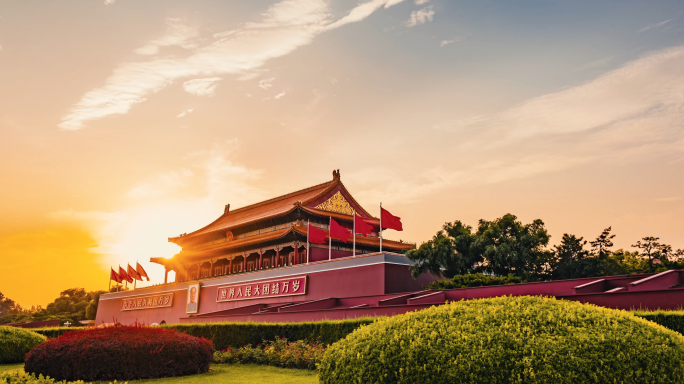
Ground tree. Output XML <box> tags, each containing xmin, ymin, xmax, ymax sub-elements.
<box><xmin>590</xmin><ymin>227</ymin><xmax>615</xmax><ymax>259</ymax></box>
<box><xmin>0</xmin><ymin>292</ymin><xmax>19</xmax><ymax>318</ymax></box>
<box><xmin>408</xmin><ymin>214</ymin><xmax>551</xmax><ymax>280</ymax></box>
<box><xmin>407</xmin><ymin>221</ymin><xmax>481</xmax><ymax>279</ymax></box>
<box><xmin>551</xmin><ymin>234</ymin><xmax>599</xmax><ymax>279</ymax></box>
<box><xmin>474</xmin><ymin>214</ymin><xmax>552</xmax><ymax>279</ymax></box>
<box><xmin>632</xmin><ymin>236</ymin><xmax>663</xmax><ymax>272</ymax></box>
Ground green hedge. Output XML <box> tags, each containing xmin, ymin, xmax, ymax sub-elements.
<box><xmin>634</xmin><ymin>310</ymin><xmax>684</xmax><ymax>335</ymax></box>
<box><xmin>29</xmin><ymin>327</ymin><xmax>82</xmax><ymax>339</ymax></box>
<box><xmin>0</xmin><ymin>371</ymin><xmax>85</xmax><ymax>384</ymax></box>
<box><xmin>164</xmin><ymin>318</ymin><xmax>375</xmax><ymax>350</ymax></box>
<box><xmin>426</xmin><ymin>273</ymin><xmax>523</xmax><ymax>290</ymax></box>
<box><xmin>0</xmin><ymin>327</ymin><xmax>47</xmax><ymax>364</ymax></box>
<box><xmin>319</xmin><ymin>296</ymin><xmax>684</xmax><ymax>383</ymax></box>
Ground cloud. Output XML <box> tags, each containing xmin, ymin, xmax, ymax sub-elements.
<box><xmin>127</xmin><ymin>169</ymin><xmax>194</xmax><ymax>198</ymax></box>
<box><xmin>103</xmin><ymin>0</ymin><xmax>115</xmax><ymax>4</ymax></box>
<box><xmin>259</xmin><ymin>78</ymin><xmax>275</xmax><ymax>90</ymax></box>
<box><xmin>440</xmin><ymin>37</ymin><xmax>461</xmax><ymax>47</ymax></box>
<box><xmin>638</xmin><ymin>19</ymin><xmax>672</xmax><ymax>33</ymax></box>
<box><xmin>655</xmin><ymin>197</ymin><xmax>681</xmax><ymax>202</ymax></box>
<box><xmin>373</xmin><ymin>46</ymin><xmax>684</xmax><ymax>203</ymax></box>
<box><xmin>438</xmin><ymin>46</ymin><xmax>684</xmax><ymax>140</ymax></box>
<box><xmin>50</xmin><ymin>140</ymin><xmax>266</xmax><ymax>284</ymax></box>
<box><xmin>183</xmin><ymin>77</ymin><xmax>222</xmax><ymax>96</ymax></box>
<box><xmin>176</xmin><ymin>108</ymin><xmax>194</xmax><ymax>117</ymax></box>
<box><xmin>59</xmin><ymin>0</ymin><xmax>409</xmax><ymax>130</ymax></box>
<box><xmin>134</xmin><ymin>18</ymin><xmax>199</xmax><ymax>55</ymax></box>
<box><xmin>406</xmin><ymin>6</ymin><xmax>434</xmax><ymax>27</ymax></box>
<box><xmin>274</xmin><ymin>91</ymin><xmax>286</xmax><ymax>99</ymax></box>
<box><xmin>415</xmin><ymin>0</ymin><xmax>429</xmax><ymax>4</ymax></box>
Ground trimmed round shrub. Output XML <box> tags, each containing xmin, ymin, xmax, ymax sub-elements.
<box><xmin>24</xmin><ymin>325</ymin><xmax>213</xmax><ymax>381</ymax></box>
<box><xmin>319</xmin><ymin>296</ymin><xmax>684</xmax><ymax>383</ymax></box>
<box><xmin>0</xmin><ymin>326</ymin><xmax>47</xmax><ymax>364</ymax></box>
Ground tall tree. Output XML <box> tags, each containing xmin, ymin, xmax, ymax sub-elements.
<box><xmin>632</xmin><ymin>236</ymin><xmax>663</xmax><ymax>272</ymax></box>
<box><xmin>408</xmin><ymin>214</ymin><xmax>551</xmax><ymax>280</ymax></box>
<box><xmin>552</xmin><ymin>234</ymin><xmax>599</xmax><ymax>279</ymax></box>
<box><xmin>0</xmin><ymin>292</ymin><xmax>19</xmax><ymax>318</ymax></box>
<box><xmin>590</xmin><ymin>227</ymin><xmax>615</xmax><ymax>259</ymax></box>
<box><xmin>474</xmin><ymin>214</ymin><xmax>552</xmax><ymax>279</ymax></box>
<box><xmin>407</xmin><ymin>221</ymin><xmax>481</xmax><ymax>278</ymax></box>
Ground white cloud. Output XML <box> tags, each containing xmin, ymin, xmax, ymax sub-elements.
<box><xmin>127</xmin><ymin>169</ymin><xmax>194</xmax><ymax>199</ymax></box>
<box><xmin>259</xmin><ymin>78</ymin><xmax>275</xmax><ymax>90</ymax></box>
<box><xmin>103</xmin><ymin>0</ymin><xmax>115</xmax><ymax>4</ymax></box>
<box><xmin>59</xmin><ymin>0</ymin><xmax>409</xmax><ymax>130</ymax></box>
<box><xmin>638</xmin><ymin>19</ymin><xmax>671</xmax><ymax>33</ymax></box>
<box><xmin>51</xmin><ymin>140</ymin><xmax>266</xmax><ymax>284</ymax></box>
<box><xmin>371</xmin><ymin>46</ymin><xmax>684</xmax><ymax>202</ymax></box>
<box><xmin>406</xmin><ymin>6</ymin><xmax>434</xmax><ymax>27</ymax></box>
<box><xmin>414</xmin><ymin>0</ymin><xmax>429</xmax><ymax>4</ymax></box>
<box><xmin>274</xmin><ymin>91</ymin><xmax>286</xmax><ymax>99</ymax></box>
<box><xmin>134</xmin><ymin>18</ymin><xmax>199</xmax><ymax>55</ymax></box>
<box><xmin>438</xmin><ymin>46</ymin><xmax>684</xmax><ymax>140</ymax></box>
<box><xmin>655</xmin><ymin>197</ymin><xmax>681</xmax><ymax>202</ymax></box>
<box><xmin>183</xmin><ymin>77</ymin><xmax>222</xmax><ymax>96</ymax></box>
<box><xmin>176</xmin><ymin>108</ymin><xmax>194</xmax><ymax>118</ymax></box>
<box><xmin>440</xmin><ymin>37</ymin><xmax>461</xmax><ymax>47</ymax></box>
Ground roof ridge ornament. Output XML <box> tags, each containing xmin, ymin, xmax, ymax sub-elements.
<box><xmin>333</xmin><ymin>169</ymin><xmax>340</xmax><ymax>180</ymax></box>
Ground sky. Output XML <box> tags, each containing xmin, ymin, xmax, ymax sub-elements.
<box><xmin>1</xmin><ymin>0</ymin><xmax>683</xmax><ymax>308</ymax></box>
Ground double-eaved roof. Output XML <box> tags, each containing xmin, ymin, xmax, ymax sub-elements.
<box><xmin>169</xmin><ymin>170</ymin><xmax>376</xmax><ymax>245</ymax></box>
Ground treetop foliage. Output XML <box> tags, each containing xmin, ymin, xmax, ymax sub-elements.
<box><xmin>408</xmin><ymin>213</ymin><xmax>684</xmax><ymax>282</ymax></box>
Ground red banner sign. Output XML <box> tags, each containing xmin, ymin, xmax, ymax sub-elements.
<box><xmin>217</xmin><ymin>276</ymin><xmax>307</xmax><ymax>302</ymax></box>
<box><xmin>121</xmin><ymin>293</ymin><xmax>173</xmax><ymax>311</ymax></box>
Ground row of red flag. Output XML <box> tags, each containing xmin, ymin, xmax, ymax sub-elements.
<box><xmin>110</xmin><ymin>262</ymin><xmax>150</xmax><ymax>284</ymax></box>
<box><xmin>308</xmin><ymin>207</ymin><xmax>403</xmax><ymax>245</ymax></box>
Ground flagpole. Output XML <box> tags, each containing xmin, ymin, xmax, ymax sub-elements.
<box><xmin>353</xmin><ymin>215</ymin><xmax>356</xmax><ymax>257</ymax></box>
<box><xmin>328</xmin><ymin>217</ymin><xmax>332</xmax><ymax>261</ymax></box>
<box><xmin>108</xmin><ymin>269</ymin><xmax>112</xmax><ymax>292</ymax></box>
<box><xmin>379</xmin><ymin>202</ymin><xmax>383</xmax><ymax>253</ymax></box>
<box><xmin>307</xmin><ymin>220</ymin><xmax>310</xmax><ymax>264</ymax></box>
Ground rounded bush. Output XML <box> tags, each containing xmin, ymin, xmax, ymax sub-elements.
<box><xmin>24</xmin><ymin>325</ymin><xmax>214</xmax><ymax>381</ymax></box>
<box><xmin>0</xmin><ymin>326</ymin><xmax>47</xmax><ymax>364</ymax></box>
<box><xmin>319</xmin><ymin>296</ymin><xmax>684</xmax><ymax>384</ymax></box>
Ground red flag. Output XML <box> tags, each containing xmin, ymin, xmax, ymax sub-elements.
<box><xmin>381</xmin><ymin>207</ymin><xmax>403</xmax><ymax>231</ymax></box>
<box><xmin>330</xmin><ymin>218</ymin><xmax>351</xmax><ymax>242</ymax></box>
<box><xmin>128</xmin><ymin>264</ymin><xmax>142</xmax><ymax>281</ymax></box>
<box><xmin>110</xmin><ymin>268</ymin><xmax>121</xmax><ymax>283</ymax></box>
<box><xmin>136</xmin><ymin>262</ymin><xmax>150</xmax><ymax>281</ymax></box>
<box><xmin>354</xmin><ymin>214</ymin><xmax>373</xmax><ymax>236</ymax></box>
<box><xmin>119</xmin><ymin>266</ymin><xmax>133</xmax><ymax>283</ymax></box>
<box><xmin>308</xmin><ymin>223</ymin><xmax>327</xmax><ymax>244</ymax></box>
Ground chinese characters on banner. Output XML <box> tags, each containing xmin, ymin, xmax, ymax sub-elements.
<box><xmin>121</xmin><ymin>293</ymin><xmax>173</xmax><ymax>311</ymax></box>
<box><xmin>216</xmin><ymin>276</ymin><xmax>307</xmax><ymax>302</ymax></box>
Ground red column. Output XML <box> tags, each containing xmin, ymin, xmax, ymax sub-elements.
<box><xmin>294</xmin><ymin>245</ymin><xmax>299</xmax><ymax>265</ymax></box>
<box><xmin>228</xmin><ymin>258</ymin><xmax>233</xmax><ymax>274</ymax></box>
<box><xmin>242</xmin><ymin>254</ymin><xmax>247</xmax><ymax>272</ymax></box>
<box><xmin>276</xmin><ymin>248</ymin><xmax>280</xmax><ymax>267</ymax></box>
<box><xmin>259</xmin><ymin>250</ymin><xmax>263</xmax><ymax>270</ymax></box>
<box><xmin>271</xmin><ymin>253</ymin><xmax>275</xmax><ymax>269</ymax></box>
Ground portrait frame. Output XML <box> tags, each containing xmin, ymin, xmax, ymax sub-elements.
<box><xmin>186</xmin><ymin>282</ymin><xmax>200</xmax><ymax>314</ymax></box>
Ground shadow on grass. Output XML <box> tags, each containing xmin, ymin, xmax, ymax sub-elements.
<box><xmin>0</xmin><ymin>364</ymin><xmax>318</xmax><ymax>384</ymax></box>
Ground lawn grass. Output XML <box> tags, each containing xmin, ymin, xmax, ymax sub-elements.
<box><xmin>0</xmin><ymin>364</ymin><xmax>319</xmax><ymax>384</ymax></box>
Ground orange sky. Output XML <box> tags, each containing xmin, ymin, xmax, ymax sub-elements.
<box><xmin>1</xmin><ymin>0</ymin><xmax>683</xmax><ymax>308</ymax></box>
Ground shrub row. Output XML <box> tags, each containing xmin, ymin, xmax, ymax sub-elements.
<box><xmin>24</xmin><ymin>325</ymin><xmax>213</xmax><ymax>382</ymax></box>
<box><xmin>213</xmin><ymin>337</ymin><xmax>326</xmax><ymax>370</ymax></box>
<box><xmin>165</xmin><ymin>318</ymin><xmax>375</xmax><ymax>350</ymax></box>
<box><xmin>29</xmin><ymin>327</ymin><xmax>81</xmax><ymax>340</ymax></box>
<box><xmin>0</xmin><ymin>372</ymin><xmax>86</xmax><ymax>384</ymax></box>
<box><xmin>426</xmin><ymin>273</ymin><xmax>523</xmax><ymax>290</ymax></box>
<box><xmin>0</xmin><ymin>327</ymin><xmax>47</xmax><ymax>364</ymax></box>
<box><xmin>319</xmin><ymin>296</ymin><xmax>684</xmax><ymax>383</ymax></box>
<box><xmin>634</xmin><ymin>310</ymin><xmax>684</xmax><ymax>335</ymax></box>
